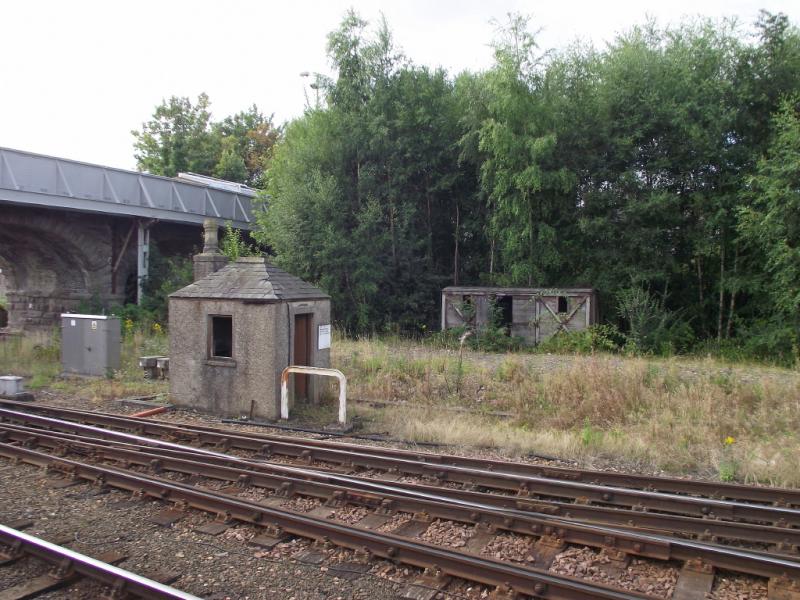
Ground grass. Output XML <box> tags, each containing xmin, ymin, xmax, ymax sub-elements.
<box><xmin>334</xmin><ymin>336</ymin><xmax>800</xmax><ymax>487</ymax></box>
<box><xmin>0</xmin><ymin>328</ymin><xmax>168</xmax><ymax>404</ymax></box>
<box><xmin>4</xmin><ymin>328</ymin><xmax>799</xmax><ymax>487</ymax></box>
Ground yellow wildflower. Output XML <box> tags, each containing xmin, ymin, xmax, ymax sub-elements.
<box><xmin>724</xmin><ymin>436</ymin><xmax>735</xmax><ymax>446</ymax></box>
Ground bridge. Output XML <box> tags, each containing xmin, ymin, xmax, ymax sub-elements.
<box><xmin>0</xmin><ymin>146</ymin><xmax>258</xmax><ymax>329</ymax></box>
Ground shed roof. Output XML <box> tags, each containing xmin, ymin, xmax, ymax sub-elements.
<box><xmin>443</xmin><ymin>286</ymin><xmax>595</xmax><ymax>296</ymax></box>
<box><xmin>170</xmin><ymin>257</ymin><xmax>329</xmax><ymax>302</ymax></box>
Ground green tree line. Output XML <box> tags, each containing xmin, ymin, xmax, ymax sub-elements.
<box><xmin>134</xmin><ymin>11</ymin><xmax>800</xmax><ymax>362</ymax></box>
<box><xmin>132</xmin><ymin>94</ymin><xmax>279</xmax><ymax>187</ymax></box>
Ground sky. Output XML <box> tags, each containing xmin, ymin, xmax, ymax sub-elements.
<box><xmin>1</xmin><ymin>0</ymin><xmax>797</xmax><ymax>171</ymax></box>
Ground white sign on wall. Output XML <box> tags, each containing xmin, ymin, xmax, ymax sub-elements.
<box><xmin>318</xmin><ymin>324</ymin><xmax>331</xmax><ymax>350</ymax></box>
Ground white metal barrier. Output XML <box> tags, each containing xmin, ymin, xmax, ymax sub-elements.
<box><xmin>280</xmin><ymin>366</ymin><xmax>347</xmax><ymax>424</ymax></box>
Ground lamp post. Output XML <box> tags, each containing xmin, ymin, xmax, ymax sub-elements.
<box><xmin>300</xmin><ymin>71</ymin><xmax>321</xmax><ymax>109</ymax></box>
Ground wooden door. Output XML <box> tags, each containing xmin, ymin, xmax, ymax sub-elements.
<box><xmin>294</xmin><ymin>314</ymin><xmax>311</xmax><ymax>399</ymax></box>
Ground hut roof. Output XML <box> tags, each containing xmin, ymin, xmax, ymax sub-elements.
<box><xmin>170</xmin><ymin>257</ymin><xmax>329</xmax><ymax>302</ymax></box>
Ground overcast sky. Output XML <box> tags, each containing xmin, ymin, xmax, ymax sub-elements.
<box><xmin>1</xmin><ymin>0</ymin><xmax>796</xmax><ymax>171</ymax></box>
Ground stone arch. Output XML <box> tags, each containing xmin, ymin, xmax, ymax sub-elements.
<box><xmin>0</xmin><ymin>208</ymin><xmax>110</xmax><ymax>328</ymax></box>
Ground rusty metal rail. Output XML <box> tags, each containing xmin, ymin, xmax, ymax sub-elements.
<box><xmin>0</xmin><ymin>442</ymin><xmax>657</xmax><ymax>600</ymax></box>
<box><xmin>0</xmin><ymin>524</ymin><xmax>199</xmax><ymax>599</ymax></box>
<box><xmin>2</xmin><ymin>405</ymin><xmax>799</xmax><ymax>527</ymax></box>
<box><xmin>4</xmin><ymin>420</ymin><xmax>798</xmax><ymax>551</ymax></box>
<box><xmin>1</xmin><ymin>423</ymin><xmax>799</xmax><ymax>581</ymax></box>
<box><xmin>3</xmin><ymin>398</ymin><xmax>795</xmax><ymax>507</ymax></box>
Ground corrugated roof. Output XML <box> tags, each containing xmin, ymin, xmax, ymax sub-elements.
<box><xmin>170</xmin><ymin>257</ymin><xmax>329</xmax><ymax>302</ymax></box>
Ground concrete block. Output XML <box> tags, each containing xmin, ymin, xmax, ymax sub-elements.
<box><xmin>0</xmin><ymin>375</ymin><xmax>23</xmax><ymax>395</ymax></box>
<box><xmin>139</xmin><ymin>355</ymin><xmax>167</xmax><ymax>379</ymax></box>
<box><xmin>0</xmin><ymin>375</ymin><xmax>33</xmax><ymax>401</ymax></box>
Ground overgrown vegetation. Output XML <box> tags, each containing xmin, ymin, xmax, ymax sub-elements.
<box><xmin>0</xmin><ymin>328</ymin><xmax>168</xmax><ymax>401</ymax></box>
<box><xmin>245</xmin><ymin>10</ymin><xmax>800</xmax><ymax>364</ymax></box>
<box><xmin>335</xmin><ymin>336</ymin><xmax>800</xmax><ymax>486</ymax></box>
<box><xmin>111</xmin><ymin>247</ymin><xmax>194</xmax><ymax>327</ymax></box>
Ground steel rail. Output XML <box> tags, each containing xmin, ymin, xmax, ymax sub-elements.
<box><xmin>2</xmin><ymin>406</ymin><xmax>799</xmax><ymax>527</ymax></box>
<box><xmin>3</xmin><ymin>418</ymin><xmax>798</xmax><ymax>550</ymax></box>
<box><xmin>3</xmin><ymin>399</ymin><xmax>796</xmax><ymax>506</ymax></box>
<box><xmin>0</xmin><ymin>524</ymin><xmax>200</xmax><ymax>599</ymax></box>
<box><xmin>0</xmin><ymin>443</ymin><xmax>656</xmax><ymax>600</ymax></box>
<box><xmin>2</xmin><ymin>423</ymin><xmax>799</xmax><ymax>581</ymax></box>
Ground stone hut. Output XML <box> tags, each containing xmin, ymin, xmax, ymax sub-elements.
<box><xmin>169</xmin><ymin>225</ymin><xmax>331</xmax><ymax>419</ymax></box>
<box><xmin>441</xmin><ymin>286</ymin><xmax>598</xmax><ymax>345</ymax></box>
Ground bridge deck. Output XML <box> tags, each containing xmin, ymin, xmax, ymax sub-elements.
<box><xmin>0</xmin><ymin>147</ymin><xmax>255</xmax><ymax>230</ymax></box>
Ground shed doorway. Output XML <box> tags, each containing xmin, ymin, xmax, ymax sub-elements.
<box><xmin>495</xmin><ymin>295</ymin><xmax>513</xmax><ymax>333</ymax></box>
<box><xmin>294</xmin><ymin>314</ymin><xmax>312</xmax><ymax>399</ymax></box>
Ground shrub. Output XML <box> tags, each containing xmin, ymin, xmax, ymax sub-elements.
<box><xmin>110</xmin><ymin>247</ymin><xmax>194</xmax><ymax>329</ymax></box>
<box><xmin>537</xmin><ymin>324</ymin><xmax>624</xmax><ymax>354</ymax></box>
<box><xmin>617</xmin><ymin>286</ymin><xmax>694</xmax><ymax>355</ymax></box>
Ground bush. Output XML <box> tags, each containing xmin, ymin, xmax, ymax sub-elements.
<box><xmin>692</xmin><ymin>318</ymin><xmax>799</xmax><ymax>367</ymax></box>
<box><xmin>108</xmin><ymin>247</ymin><xmax>194</xmax><ymax>331</ymax></box>
<box><xmin>617</xmin><ymin>287</ymin><xmax>694</xmax><ymax>355</ymax></box>
<box><xmin>537</xmin><ymin>324</ymin><xmax>624</xmax><ymax>354</ymax></box>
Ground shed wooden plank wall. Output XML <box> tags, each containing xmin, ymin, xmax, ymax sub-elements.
<box><xmin>442</xmin><ymin>288</ymin><xmax>597</xmax><ymax>345</ymax></box>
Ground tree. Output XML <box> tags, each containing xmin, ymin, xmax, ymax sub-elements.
<box><xmin>738</xmin><ymin>99</ymin><xmax>800</xmax><ymax>318</ymax></box>
<box><xmin>471</xmin><ymin>15</ymin><xmax>576</xmax><ymax>286</ymax></box>
<box><xmin>132</xmin><ymin>95</ymin><xmax>278</xmax><ymax>186</ymax></box>
<box><xmin>132</xmin><ymin>93</ymin><xmax>216</xmax><ymax>177</ymax></box>
<box><xmin>253</xmin><ymin>9</ymin><xmax>800</xmax><ymax>357</ymax></box>
<box><xmin>256</xmin><ymin>11</ymin><xmax>472</xmax><ymax>331</ymax></box>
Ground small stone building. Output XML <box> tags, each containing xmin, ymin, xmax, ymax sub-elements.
<box><xmin>441</xmin><ymin>286</ymin><xmax>598</xmax><ymax>345</ymax></box>
<box><xmin>169</xmin><ymin>231</ymin><xmax>331</xmax><ymax>419</ymax></box>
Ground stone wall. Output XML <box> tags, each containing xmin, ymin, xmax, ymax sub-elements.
<box><xmin>169</xmin><ymin>297</ymin><xmax>331</xmax><ymax>420</ymax></box>
<box><xmin>0</xmin><ymin>205</ymin><xmax>201</xmax><ymax>329</ymax></box>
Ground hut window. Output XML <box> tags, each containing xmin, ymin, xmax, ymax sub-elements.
<box><xmin>557</xmin><ymin>296</ymin><xmax>568</xmax><ymax>313</ymax></box>
<box><xmin>210</xmin><ymin>315</ymin><xmax>233</xmax><ymax>358</ymax></box>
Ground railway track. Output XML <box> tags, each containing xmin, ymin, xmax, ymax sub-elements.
<box><xmin>4</xmin><ymin>422</ymin><xmax>800</xmax><ymax>579</ymax></box>
<box><xmin>3</xmin><ymin>399</ymin><xmax>797</xmax><ymax>507</ymax></box>
<box><xmin>1</xmin><ymin>403</ymin><xmax>799</xmax><ymax>527</ymax></box>
<box><xmin>0</xmin><ymin>524</ymin><xmax>199</xmax><ymax>599</ymax></box>
<box><xmin>1</xmin><ymin>443</ymin><xmax>659</xmax><ymax>600</ymax></box>
<box><xmin>1</xmin><ymin>403</ymin><xmax>800</xmax><ymax>599</ymax></box>
<box><xmin>6</xmin><ymin>419</ymin><xmax>800</xmax><ymax>553</ymax></box>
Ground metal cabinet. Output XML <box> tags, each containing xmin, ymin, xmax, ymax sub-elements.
<box><xmin>60</xmin><ymin>314</ymin><xmax>121</xmax><ymax>376</ymax></box>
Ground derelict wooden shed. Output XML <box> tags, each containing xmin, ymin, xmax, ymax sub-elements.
<box><xmin>441</xmin><ymin>286</ymin><xmax>598</xmax><ymax>345</ymax></box>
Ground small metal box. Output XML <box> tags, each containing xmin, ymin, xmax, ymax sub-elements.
<box><xmin>60</xmin><ymin>314</ymin><xmax>121</xmax><ymax>376</ymax></box>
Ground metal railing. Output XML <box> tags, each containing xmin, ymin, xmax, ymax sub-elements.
<box><xmin>280</xmin><ymin>366</ymin><xmax>347</xmax><ymax>424</ymax></box>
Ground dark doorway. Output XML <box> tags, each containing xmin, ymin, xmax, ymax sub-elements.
<box><xmin>557</xmin><ymin>296</ymin><xmax>568</xmax><ymax>313</ymax></box>
<box><xmin>495</xmin><ymin>296</ymin><xmax>513</xmax><ymax>332</ymax></box>
<box><xmin>294</xmin><ymin>314</ymin><xmax>312</xmax><ymax>399</ymax></box>
<box><xmin>0</xmin><ymin>307</ymin><xmax>7</xmax><ymax>328</ymax></box>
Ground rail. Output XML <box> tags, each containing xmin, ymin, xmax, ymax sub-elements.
<box><xmin>0</xmin><ymin>443</ymin><xmax>654</xmax><ymax>600</ymax></box>
<box><xmin>0</xmin><ymin>524</ymin><xmax>200</xmax><ymax>599</ymax></box>
<box><xmin>4</xmin><ymin>397</ymin><xmax>797</xmax><ymax>507</ymax></box>
<box><xmin>280</xmin><ymin>366</ymin><xmax>347</xmax><ymax>424</ymax></box>
<box><xmin>2</xmin><ymin>423</ymin><xmax>798</xmax><ymax>580</ymax></box>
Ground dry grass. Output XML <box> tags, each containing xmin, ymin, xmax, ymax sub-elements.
<box><xmin>335</xmin><ymin>336</ymin><xmax>800</xmax><ymax>487</ymax></box>
<box><xmin>0</xmin><ymin>329</ymin><xmax>168</xmax><ymax>402</ymax></box>
<box><xmin>4</xmin><ymin>330</ymin><xmax>798</xmax><ymax>486</ymax></box>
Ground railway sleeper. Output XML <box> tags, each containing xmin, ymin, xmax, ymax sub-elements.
<box><xmin>4</xmin><ymin>405</ymin><xmax>800</xmax><ymax>528</ymax></box>
<box><xmin>10</xmin><ymin>443</ymin><xmax>800</xmax><ymax>600</ymax></box>
<box><xmin>6</xmin><ymin>399</ymin><xmax>800</xmax><ymax>509</ymax></box>
<box><xmin>0</xmin><ymin>444</ymin><xmax>666</xmax><ymax>600</ymax></box>
<box><xmin>7</xmin><ymin>427</ymin><xmax>800</xmax><ymax>581</ymax></box>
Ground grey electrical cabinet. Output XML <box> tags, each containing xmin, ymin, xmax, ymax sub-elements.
<box><xmin>60</xmin><ymin>314</ymin><xmax>121</xmax><ymax>376</ymax></box>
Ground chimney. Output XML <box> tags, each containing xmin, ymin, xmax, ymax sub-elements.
<box><xmin>193</xmin><ymin>218</ymin><xmax>229</xmax><ymax>281</ymax></box>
